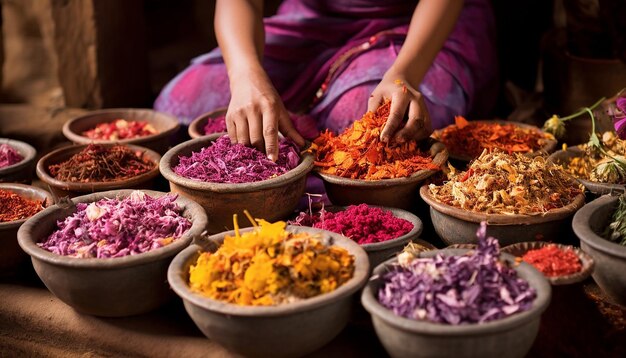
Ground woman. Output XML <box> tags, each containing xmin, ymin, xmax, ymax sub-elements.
<box><xmin>155</xmin><ymin>0</ymin><xmax>497</xmax><ymax>160</ymax></box>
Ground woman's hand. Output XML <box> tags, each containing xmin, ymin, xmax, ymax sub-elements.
<box><xmin>368</xmin><ymin>72</ymin><xmax>433</xmax><ymax>143</ymax></box>
<box><xmin>226</xmin><ymin>68</ymin><xmax>304</xmax><ymax>161</ymax></box>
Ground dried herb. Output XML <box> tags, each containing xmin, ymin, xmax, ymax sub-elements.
<box><xmin>313</xmin><ymin>101</ymin><xmax>439</xmax><ymax>180</ymax></box>
<box><xmin>437</xmin><ymin>117</ymin><xmax>552</xmax><ymax>159</ymax></box>
<box><xmin>48</xmin><ymin>144</ymin><xmax>154</xmax><ymax>183</ymax></box>
<box><xmin>521</xmin><ymin>245</ymin><xmax>582</xmax><ymax>277</ymax></box>
<box><xmin>378</xmin><ymin>222</ymin><xmax>536</xmax><ymax>324</ymax></box>
<box><xmin>605</xmin><ymin>194</ymin><xmax>626</xmax><ymax>246</ymax></box>
<box><xmin>174</xmin><ymin>135</ymin><xmax>300</xmax><ymax>183</ymax></box>
<box><xmin>429</xmin><ymin>150</ymin><xmax>582</xmax><ymax>215</ymax></box>
<box><xmin>0</xmin><ymin>143</ymin><xmax>23</xmax><ymax>169</ymax></box>
<box><xmin>82</xmin><ymin>119</ymin><xmax>157</xmax><ymax>140</ymax></box>
<box><xmin>39</xmin><ymin>191</ymin><xmax>191</xmax><ymax>258</ymax></box>
<box><xmin>0</xmin><ymin>190</ymin><xmax>45</xmax><ymax>222</ymax></box>
<box><xmin>203</xmin><ymin>115</ymin><xmax>227</xmax><ymax>135</ymax></box>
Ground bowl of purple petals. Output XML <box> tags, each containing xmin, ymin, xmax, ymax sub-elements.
<box><xmin>361</xmin><ymin>222</ymin><xmax>551</xmax><ymax>358</ymax></box>
<box><xmin>0</xmin><ymin>138</ymin><xmax>37</xmax><ymax>183</ymax></box>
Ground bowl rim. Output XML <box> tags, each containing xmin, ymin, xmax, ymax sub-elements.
<box><xmin>167</xmin><ymin>225</ymin><xmax>370</xmax><ymax>317</ymax></box>
<box><xmin>573</xmin><ymin>194</ymin><xmax>626</xmax><ymax>258</ymax></box>
<box><xmin>188</xmin><ymin>108</ymin><xmax>227</xmax><ymax>139</ymax></box>
<box><xmin>159</xmin><ymin>134</ymin><xmax>314</xmax><ymax>193</ymax></box>
<box><xmin>419</xmin><ymin>185</ymin><xmax>586</xmax><ymax>225</ymax></box>
<box><xmin>432</xmin><ymin>119</ymin><xmax>558</xmax><ymax>163</ymax></box>
<box><xmin>17</xmin><ymin>189</ymin><xmax>207</xmax><ymax>268</ymax></box>
<box><xmin>35</xmin><ymin>143</ymin><xmax>162</xmax><ymax>191</ymax></box>
<box><xmin>0</xmin><ymin>183</ymin><xmax>54</xmax><ymax>229</ymax></box>
<box><xmin>62</xmin><ymin>108</ymin><xmax>180</xmax><ymax>145</ymax></box>
<box><xmin>0</xmin><ymin>138</ymin><xmax>37</xmax><ymax>174</ymax></box>
<box><xmin>501</xmin><ymin>241</ymin><xmax>595</xmax><ymax>285</ymax></box>
<box><xmin>361</xmin><ymin>248</ymin><xmax>552</xmax><ymax>335</ymax></box>
<box><xmin>314</xmin><ymin>140</ymin><xmax>448</xmax><ymax>187</ymax></box>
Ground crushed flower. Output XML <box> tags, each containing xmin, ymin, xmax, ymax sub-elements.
<box><xmin>521</xmin><ymin>245</ymin><xmax>582</xmax><ymax>277</ymax></box>
<box><xmin>82</xmin><ymin>119</ymin><xmax>157</xmax><ymax>140</ymax></box>
<box><xmin>203</xmin><ymin>115</ymin><xmax>228</xmax><ymax>135</ymax></box>
<box><xmin>561</xmin><ymin>131</ymin><xmax>626</xmax><ymax>184</ymax></box>
<box><xmin>0</xmin><ymin>143</ymin><xmax>24</xmax><ymax>169</ymax></box>
<box><xmin>0</xmin><ymin>189</ymin><xmax>45</xmax><ymax>222</ymax></box>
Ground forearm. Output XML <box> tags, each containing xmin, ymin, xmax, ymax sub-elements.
<box><xmin>390</xmin><ymin>0</ymin><xmax>464</xmax><ymax>85</ymax></box>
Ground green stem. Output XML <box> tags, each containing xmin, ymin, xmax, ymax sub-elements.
<box><xmin>560</xmin><ymin>97</ymin><xmax>606</xmax><ymax>121</ymax></box>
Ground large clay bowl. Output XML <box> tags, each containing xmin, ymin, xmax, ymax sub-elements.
<box><xmin>160</xmin><ymin>134</ymin><xmax>314</xmax><ymax>234</ymax></box>
<box><xmin>316</xmin><ymin>140</ymin><xmax>448</xmax><ymax>210</ymax></box>
<box><xmin>36</xmin><ymin>143</ymin><xmax>161</xmax><ymax>199</ymax></box>
<box><xmin>62</xmin><ymin>108</ymin><xmax>180</xmax><ymax>154</ymax></box>
<box><xmin>168</xmin><ymin>226</ymin><xmax>370</xmax><ymax>358</ymax></box>
<box><xmin>188</xmin><ymin>108</ymin><xmax>227</xmax><ymax>139</ymax></box>
<box><xmin>0</xmin><ymin>183</ymin><xmax>53</xmax><ymax>272</ymax></box>
<box><xmin>501</xmin><ymin>241</ymin><xmax>594</xmax><ymax>285</ymax></box>
<box><xmin>549</xmin><ymin>147</ymin><xmax>626</xmax><ymax>195</ymax></box>
<box><xmin>0</xmin><ymin>138</ymin><xmax>37</xmax><ymax>184</ymax></box>
<box><xmin>361</xmin><ymin>249</ymin><xmax>551</xmax><ymax>358</ymax></box>
<box><xmin>433</xmin><ymin>120</ymin><xmax>558</xmax><ymax>163</ymax></box>
<box><xmin>573</xmin><ymin>195</ymin><xmax>626</xmax><ymax>305</ymax></box>
<box><xmin>17</xmin><ymin>189</ymin><xmax>207</xmax><ymax>317</ymax></box>
<box><xmin>420</xmin><ymin>186</ymin><xmax>586</xmax><ymax>246</ymax></box>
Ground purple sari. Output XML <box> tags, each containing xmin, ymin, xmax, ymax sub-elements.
<box><xmin>155</xmin><ymin>0</ymin><xmax>498</xmax><ymax>136</ymax></box>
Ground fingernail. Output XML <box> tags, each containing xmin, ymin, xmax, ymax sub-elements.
<box><xmin>268</xmin><ymin>154</ymin><xmax>277</xmax><ymax>162</ymax></box>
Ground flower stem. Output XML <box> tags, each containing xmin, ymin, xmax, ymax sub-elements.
<box><xmin>560</xmin><ymin>97</ymin><xmax>606</xmax><ymax>121</ymax></box>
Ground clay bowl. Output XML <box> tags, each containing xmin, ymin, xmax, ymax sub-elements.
<box><xmin>361</xmin><ymin>249</ymin><xmax>551</xmax><ymax>358</ymax></box>
<box><xmin>160</xmin><ymin>134</ymin><xmax>314</xmax><ymax>234</ymax></box>
<box><xmin>501</xmin><ymin>242</ymin><xmax>594</xmax><ymax>285</ymax></box>
<box><xmin>62</xmin><ymin>108</ymin><xmax>180</xmax><ymax>154</ymax></box>
<box><xmin>420</xmin><ymin>186</ymin><xmax>586</xmax><ymax>247</ymax></box>
<box><xmin>549</xmin><ymin>147</ymin><xmax>626</xmax><ymax>195</ymax></box>
<box><xmin>188</xmin><ymin>108</ymin><xmax>227</xmax><ymax>139</ymax></box>
<box><xmin>573</xmin><ymin>195</ymin><xmax>626</xmax><ymax>305</ymax></box>
<box><xmin>316</xmin><ymin>140</ymin><xmax>448</xmax><ymax>210</ymax></box>
<box><xmin>433</xmin><ymin>120</ymin><xmax>557</xmax><ymax>163</ymax></box>
<box><xmin>0</xmin><ymin>183</ymin><xmax>54</xmax><ymax>273</ymax></box>
<box><xmin>17</xmin><ymin>189</ymin><xmax>207</xmax><ymax>317</ymax></box>
<box><xmin>0</xmin><ymin>138</ymin><xmax>37</xmax><ymax>183</ymax></box>
<box><xmin>36</xmin><ymin>143</ymin><xmax>161</xmax><ymax>199</ymax></box>
<box><xmin>168</xmin><ymin>226</ymin><xmax>370</xmax><ymax>358</ymax></box>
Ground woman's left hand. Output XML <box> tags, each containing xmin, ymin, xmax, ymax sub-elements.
<box><xmin>368</xmin><ymin>73</ymin><xmax>433</xmax><ymax>143</ymax></box>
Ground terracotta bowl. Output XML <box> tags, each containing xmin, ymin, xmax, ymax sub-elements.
<box><xmin>316</xmin><ymin>140</ymin><xmax>448</xmax><ymax>210</ymax></box>
<box><xmin>549</xmin><ymin>147</ymin><xmax>626</xmax><ymax>195</ymax></box>
<box><xmin>420</xmin><ymin>186</ymin><xmax>586</xmax><ymax>247</ymax></box>
<box><xmin>188</xmin><ymin>108</ymin><xmax>227</xmax><ymax>139</ymax></box>
<box><xmin>62</xmin><ymin>108</ymin><xmax>180</xmax><ymax>154</ymax></box>
<box><xmin>160</xmin><ymin>134</ymin><xmax>314</xmax><ymax>234</ymax></box>
<box><xmin>572</xmin><ymin>195</ymin><xmax>626</xmax><ymax>306</ymax></box>
<box><xmin>432</xmin><ymin>120</ymin><xmax>557</xmax><ymax>163</ymax></box>
<box><xmin>168</xmin><ymin>226</ymin><xmax>370</xmax><ymax>358</ymax></box>
<box><xmin>361</xmin><ymin>249</ymin><xmax>551</xmax><ymax>358</ymax></box>
<box><xmin>0</xmin><ymin>138</ymin><xmax>37</xmax><ymax>184</ymax></box>
<box><xmin>0</xmin><ymin>183</ymin><xmax>54</xmax><ymax>273</ymax></box>
<box><xmin>36</xmin><ymin>143</ymin><xmax>161</xmax><ymax>199</ymax></box>
<box><xmin>501</xmin><ymin>241</ymin><xmax>594</xmax><ymax>285</ymax></box>
<box><xmin>17</xmin><ymin>189</ymin><xmax>207</xmax><ymax>317</ymax></box>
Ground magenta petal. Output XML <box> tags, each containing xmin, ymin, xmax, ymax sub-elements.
<box><xmin>614</xmin><ymin>116</ymin><xmax>626</xmax><ymax>139</ymax></box>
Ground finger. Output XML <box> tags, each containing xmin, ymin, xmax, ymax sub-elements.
<box><xmin>367</xmin><ymin>92</ymin><xmax>383</xmax><ymax>113</ymax></box>
<box><xmin>236</xmin><ymin>115</ymin><xmax>250</xmax><ymax>146</ymax></box>
<box><xmin>395</xmin><ymin>99</ymin><xmax>422</xmax><ymax>142</ymax></box>
<box><xmin>247</xmin><ymin>111</ymin><xmax>264</xmax><ymax>152</ymax></box>
<box><xmin>418</xmin><ymin>95</ymin><xmax>433</xmax><ymax>136</ymax></box>
<box><xmin>380</xmin><ymin>92</ymin><xmax>409</xmax><ymax>142</ymax></box>
<box><xmin>262</xmin><ymin>109</ymin><xmax>280</xmax><ymax>161</ymax></box>
<box><xmin>225</xmin><ymin>110</ymin><xmax>238</xmax><ymax>144</ymax></box>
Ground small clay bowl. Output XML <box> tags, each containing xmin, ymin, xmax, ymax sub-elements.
<box><xmin>316</xmin><ymin>140</ymin><xmax>448</xmax><ymax>210</ymax></box>
<box><xmin>36</xmin><ymin>143</ymin><xmax>161</xmax><ymax>199</ymax></box>
<box><xmin>361</xmin><ymin>249</ymin><xmax>551</xmax><ymax>358</ymax></box>
<box><xmin>420</xmin><ymin>186</ymin><xmax>586</xmax><ymax>247</ymax></box>
<box><xmin>0</xmin><ymin>138</ymin><xmax>37</xmax><ymax>184</ymax></box>
<box><xmin>549</xmin><ymin>147</ymin><xmax>626</xmax><ymax>195</ymax></box>
<box><xmin>17</xmin><ymin>189</ymin><xmax>207</xmax><ymax>317</ymax></box>
<box><xmin>0</xmin><ymin>183</ymin><xmax>54</xmax><ymax>272</ymax></box>
<box><xmin>62</xmin><ymin>108</ymin><xmax>180</xmax><ymax>154</ymax></box>
<box><xmin>501</xmin><ymin>242</ymin><xmax>594</xmax><ymax>285</ymax></box>
<box><xmin>188</xmin><ymin>108</ymin><xmax>227</xmax><ymax>139</ymax></box>
<box><xmin>168</xmin><ymin>226</ymin><xmax>370</xmax><ymax>358</ymax></box>
<box><xmin>573</xmin><ymin>195</ymin><xmax>626</xmax><ymax>306</ymax></box>
<box><xmin>160</xmin><ymin>134</ymin><xmax>314</xmax><ymax>234</ymax></box>
<box><xmin>432</xmin><ymin>120</ymin><xmax>557</xmax><ymax>163</ymax></box>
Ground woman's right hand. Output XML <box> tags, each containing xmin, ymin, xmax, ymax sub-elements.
<box><xmin>226</xmin><ymin>68</ymin><xmax>304</xmax><ymax>161</ymax></box>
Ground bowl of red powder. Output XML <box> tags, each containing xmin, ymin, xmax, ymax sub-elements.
<box><xmin>290</xmin><ymin>204</ymin><xmax>424</xmax><ymax>268</ymax></box>
<box><xmin>188</xmin><ymin>108</ymin><xmax>227</xmax><ymax>139</ymax></box>
<box><xmin>0</xmin><ymin>183</ymin><xmax>53</xmax><ymax>272</ymax></box>
<box><xmin>502</xmin><ymin>242</ymin><xmax>594</xmax><ymax>285</ymax></box>
<box><xmin>36</xmin><ymin>143</ymin><xmax>161</xmax><ymax>198</ymax></box>
<box><xmin>62</xmin><ymin>108</ymin><xmax>180</xmax><ymax>154</ymax></box>
<box><xmin>0</xmin><ymin>138</ymin><xmax>37</xmax><ymax>184</ymax></box>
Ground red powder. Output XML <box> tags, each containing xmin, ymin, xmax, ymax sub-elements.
<box><xmin>521</xmin><ymin>244</ymin><xmax>582</xmax><ymax>277</ymax></box>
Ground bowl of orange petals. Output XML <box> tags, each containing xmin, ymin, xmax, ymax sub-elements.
<box><xmin>312</xmin><ymin>102</ymin><xmax>448</xmax><ymax>210</ymax></box>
